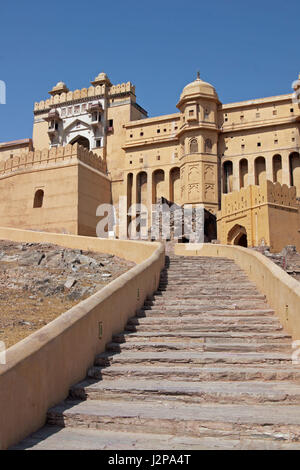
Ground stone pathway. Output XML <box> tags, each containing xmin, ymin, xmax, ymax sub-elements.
<box><xmin>13</xmin><ymin>256</ymin><xmax>300</xmax><ymax>450</ymax></box>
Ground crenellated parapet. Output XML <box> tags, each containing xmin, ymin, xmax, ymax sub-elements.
<box><xmin>0</xmin><ymin>144</ymin><xmax>107</xmax><ymax>176</ymax></box>
<box><xmin>218</xmin><ymin>180</ymin><xmax>300</xmax><ymax>251</ymax></box>
<box><xmin>34</xmin><ymin>82</ymin><xmax>135</xmax><ymax>113</ymax></box>
<box><xmin>221</xmin><ymin>180</ymin><xmax>298</xmax><ymax>217</ymax></box>
<box><xmin>264</xmin><ymin>180</ymin><xmax>297</xmax><ymax>206</ymax></box>
<box><xmin>108</xmin><ymin>82</ymin><xmax>135</xmax><ymax>97</ymax></box>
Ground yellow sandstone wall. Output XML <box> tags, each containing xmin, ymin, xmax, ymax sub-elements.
<box><xmin>0</xmin><ymin>144</ymin><xmax>109</xmax><ymax>236</ymax></box>
<box><xmin>0</xmin><ymin>139</ymin><xmax>33</xmax><ymax>161</ymax></box>
<box><xmin>217</xmin><ymin>180</ymin><xmax>300</xmax><ymax>252</ymax></box>
<box><xmin>77</xmin><ymin>164</ymin><xmax>111</xmax><ymax>236</ymax></box>
<box><xmin>0</xmin><ymin>227</ymin><xmax>165</xmax><ymax>450</ymax></box>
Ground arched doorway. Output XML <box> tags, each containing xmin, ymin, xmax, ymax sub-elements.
<box><xmin>70</xmin><ymin>135</ymin><xmax>90</xmax><ymax>150</ymax></box>
<box><xmin>227</xmin><ymin>224</ymin><xmax>248</xmax><ymax>247</ymax></box>
<box><xmin>234</xmin><ymin>232</ymin><xmax>248</xmax><ymax>247</ymax></box>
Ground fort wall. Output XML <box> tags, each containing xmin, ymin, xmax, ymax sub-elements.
<box><xmin>0</xmin><ymin>227</ymin><xmax>164</xmax><ymax>449</ymax></box>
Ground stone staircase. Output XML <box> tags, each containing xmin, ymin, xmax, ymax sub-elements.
<box><xmin>13</xmin><ymin>255</ymin><xmax>300</xmax><ymax>450</ymax></box>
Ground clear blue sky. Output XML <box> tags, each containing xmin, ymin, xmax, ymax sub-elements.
<box><xmin>0</xmin><ymin>0</ymin><xmax>299</xmax><ymax>142</ymax></box>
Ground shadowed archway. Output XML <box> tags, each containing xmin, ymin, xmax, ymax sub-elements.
<box><xmin>227</xmin><ymin>224</ymin><xmax>248</xmax><ymax>247</ymax></box>
<box><xmin>70</xmin><ymin>135</ymin><xmax>90</xmax><ymax>150</ymax></box>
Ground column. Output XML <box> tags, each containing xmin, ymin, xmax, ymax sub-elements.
<box><xmin>165</xmin><ymin>168</ymin><xmax>171</xmax><ymax>201</ymax></box>
<box><xmin>266</xmin><ymin>155</ymin><xmax>273</xmax><ymax>182</ymax></box>
<box><xmin>232</xmin><ymin>158</ymin><xmax>240</xmax><ymax>191</ymax></box>
<box><xmin>281</xmin><ymin>151</ymin><xmax>290</xmax><ymax>186</ymax></box>
<box><xmin>147</xmin><ymin>170</ymin><xmax>153</xmax><ymax>228</ymax></box>
<box><xmin>128</xmin><ymin>172</ymin><xmax>137</xmax><ymax>239</ymax></box>
<box><xmin>248</xmin><ymin>158</ymin><xmax>255</xmax><ymax>185</ymax></box>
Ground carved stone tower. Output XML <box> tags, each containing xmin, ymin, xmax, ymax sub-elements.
<box><xmin>177</xmin><ymin>73</ymin><xmax>220</xmax><ymax>214</ymax></box>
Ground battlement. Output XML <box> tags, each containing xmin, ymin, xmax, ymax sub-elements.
<box><xmin>34</xmin><ymin>82</ymin><xmax>135</xmax><ymax>113</ymax></box>
<box><xmin>0</xmin><ymin>144</ymin><xmax>107</xmax><ymax>176</ymax></box>
<box><xmin>220</xmin><ymin>180</ymin><xmax>298</xmax><ymax>217</ymax></box>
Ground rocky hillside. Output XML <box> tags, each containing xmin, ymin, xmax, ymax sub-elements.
<box><xmin>0</xmin><ymin>240</ymin><xmax>135</xmax><ymax>348</ymax></box>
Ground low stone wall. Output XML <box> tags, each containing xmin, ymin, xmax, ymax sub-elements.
<box><xmin>0</xmin><ymin>227</ymin><xmax>165</xmax><ymax>449</ymax></box>
<box><xmin>175</xmin><ymin>243</ymin><xmax>300</xmax><ymax>340</ymax></box>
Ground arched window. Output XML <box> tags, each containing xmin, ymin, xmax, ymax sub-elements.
<box><xmin>33</xmin><ymin>189</ymin><xmax>44</xmax><ymax>208</ymax></box>
<box><xmin>289</xmin><ymin>152</ymin><xmax>300</xmax><ymax>189</ymax></box>
<box><xmin>239</xmin><ymin>159</ymin><xmax>248</xmax><ymax>188</ymax></box>
<box><xmin>273</xmin><ymin>154</ymin><xmax>282</xmax><ymax>183</ymax></box>
<box><xmin>223</xmin><ymin>161</ymin><xmax>233</xmax><ymax>193</ymax></box>
<box><xmin>205</xmin><ymin>139</ymin><xmax>212</xmax><ymax>153</ymax></box>
<box><xmin>254</xmin><ymin>156</ymin><xmax>266</xmax><ymax>185</ymax></box>
<box><xmin>189</xmin><ymin>138</ymin><xmax>198</xmax><ymax>153</ymax></box>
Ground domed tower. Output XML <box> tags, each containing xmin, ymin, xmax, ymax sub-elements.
<box><xmin>177</xmin><ymin>72</ymin><xmax>220</xmax><ymax>214</ymax></box>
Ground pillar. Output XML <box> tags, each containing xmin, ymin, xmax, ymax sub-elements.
<box><xmin>281</xmin><ymin>151</ymin><xmax>290</xmax><ymax>186</ymax></box>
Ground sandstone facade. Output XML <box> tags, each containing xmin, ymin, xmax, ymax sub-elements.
<box><xmin>0</xmin><ymin>71</ymin><xmax>300</xmax><ymax>247</ymax></box>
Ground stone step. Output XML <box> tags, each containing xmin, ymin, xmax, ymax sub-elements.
<box><xmin>47</xmin><ymin>400</ymin><xmax>300</xmax><ymax>441</ymax></box>
<box><xmin>88</xmin><ymin>364</ymin><xmax>300</xmax><ymax>382</ymax></box>
<box><xmin>12</xmin><ymin>425</ymin><xmax>300</xmax><ymax>450</ymax></box>
<box><xmin>69</xmin><ymin>378</ymin><xmax>300</xmax><ymax>405</ymax></box>
<box><xmin>112</xmin><ymin>330</ymin><xmax>291</xmax><ymax>343</ymax></box>
<box><xmin>159</xmin><ymin>281</ymin><xmax>256</xmax><ymax>287</ymax></box>
<box><xmin>144</xmin><ymin>300</ymin><xmax>269</xmax><ymax>309</ymax></box>
<box><xmin>126</xmin><ymin>323</ymin><xmax>283</xmax><ymax>333</ymax></box>
<box><xmin>152</xmin><ymin>291</ymin><xmax>266</xmax><ymax>300</ymax></box>
<box><xmin>106</xmin><ymin>340</ymin><xmax>290</xmax><ymax>353</ymax></box>
<box><xmin>94</xmin><ymin>351</ymin><xmax>292</xmax><ymax>367</ymax></box>
<box><xmin>160</xmin><ymin>274</ymin><xmax>250</xmax><ymax>280</ymax></box>
<box><xmin>159</xmin><ymin>274</ymin><xmax>252</xmax><ymax>279</ymax></box>
<box><xmin>139</xmin><ymin>306</ymin><xmax>273</xmax><ymax>315</ymax></box>
<box><xmin>128</xmin><ymin>315</ymin><xmax>280</xmax><ymax>325</ymax></box>
<box><xmin>14</xmin><ymin>253</ymin><xmax>299</xmax><ymax>450</ymax></box>
<box><xmin>157</xmin><ymin>286</ymin><xmax>261</xmax><ymax>293</ymax></box>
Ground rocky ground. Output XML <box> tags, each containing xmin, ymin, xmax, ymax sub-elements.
<box><xmin>0</xmin><ymin>240</ymin><xmax>135</xmax><ymax>348</ymax></box>
<box><xmin>253</xmin><ymin>245</ymin><xmax>300</xmax><ymax>282</ymax></box>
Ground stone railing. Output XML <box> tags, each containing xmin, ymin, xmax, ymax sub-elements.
<box><xmin>0</xmin><ymin>227</ymin><xmax>165</xmax><ymax>449</ymax></box>
<box><xmin>0</xmin><ymin>143</ymin><xmax>107</xmax><ymax>176</ymax></box>
<box><xmin>34</xmin><ymin>82</ymin><xmax>135</xmax><ymax>112</ymax></box>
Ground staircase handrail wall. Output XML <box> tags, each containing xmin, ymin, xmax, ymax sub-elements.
<box><xmin>0</xmin><ymin>227</ymin><xmax>165</xmax><ymax>449</ymax></box>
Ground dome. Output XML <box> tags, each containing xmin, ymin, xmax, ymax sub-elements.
<box><xmin>91</xmin><ymin>72</ymin><xmax>112</xmax><ymax>87</ymax></box>
<box><xmin>179</xmin><ymin>73</ymin><xmax>218</xmax><ymax>103</ymax></box>
<box><xmin>49</xmin><ymin>81</ymin><xmax>69</xmax><ymax>96</ymax></box>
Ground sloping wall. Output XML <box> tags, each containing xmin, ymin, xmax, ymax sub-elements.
<box><xmin>0</xmin><ymin>227</ymin><xmax>165</xmax><ymax>449</ymax></box>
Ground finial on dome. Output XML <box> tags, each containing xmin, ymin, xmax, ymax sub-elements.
<box><xmin>197</xmin><ymin>71</ymin><xmax>200</xmax><ymax>80</ymax></box>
